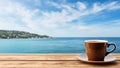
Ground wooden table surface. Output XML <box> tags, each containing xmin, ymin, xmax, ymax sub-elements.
<box><xmin>0</xmin><ymin>54</ymin><xmax>119</xmax><ymax>68</ymax></box>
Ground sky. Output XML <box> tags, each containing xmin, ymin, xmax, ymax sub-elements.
<box><xmin>0</xmin><ymin>0</ymin><xmax>120</xmax><ymax>37</ymax></box>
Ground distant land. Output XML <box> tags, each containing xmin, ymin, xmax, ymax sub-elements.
<box><xmin>0</xmin><ymin>30</ymin><xmax>51</xmax><ymax>39</ymax></box>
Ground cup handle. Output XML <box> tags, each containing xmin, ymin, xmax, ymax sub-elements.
<box><xmin>106</xmin><ymin>42</ymin><xmax>116</xmax><ymax>56</ymax></box>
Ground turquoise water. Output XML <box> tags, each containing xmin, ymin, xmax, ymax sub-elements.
<box><xmin>0</xmin><ymin>37</ymin><xmax>119</xmax><ymax>53</ymax></box>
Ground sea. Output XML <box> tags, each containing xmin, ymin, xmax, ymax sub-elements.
<box><xmin>0</xmin><ymin>37</ymin><xmax>119</xmax><ymax>53</ymax></box>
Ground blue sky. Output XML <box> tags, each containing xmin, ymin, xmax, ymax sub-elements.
<box><xmin>0</xmin><ymin>0</ymin><xmax>120</xmax><ymax>37</ymax></box>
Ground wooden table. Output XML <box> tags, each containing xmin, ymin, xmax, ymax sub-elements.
<box><xmin>0</xmin><ymin>54</ymin><xmax>119</xmax><ymax>68</ymax></box>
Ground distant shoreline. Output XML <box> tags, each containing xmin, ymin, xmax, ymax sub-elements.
<box><xmin>0</xmin><ymin>36</ymin><xmax>53</xmax><ymax>39</ymax></box>
<box><xmin>0</xmin><ymin>37</ymin><xmax>119</xmax><ymax>39</ymax></box>
<box><xmin>0</xmin><ymin>30</ymin><xmax>51</xmax><ymax>39</ymax></box>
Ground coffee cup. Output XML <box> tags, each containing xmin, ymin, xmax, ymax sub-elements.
<box><xmin>85</xmin><ymin>40</ymin><xmax>116</xmax><ymax>61</ymax></box>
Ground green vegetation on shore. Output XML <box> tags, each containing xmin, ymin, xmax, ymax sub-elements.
<box><xmin>0</xmin><ymin>30</ymin><xmax>51</xmax><ymax>39</ymax></box>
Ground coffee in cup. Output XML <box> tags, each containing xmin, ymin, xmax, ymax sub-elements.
<box><xmin>85</xmin><ymin>40</ymin><xmax>116</xmax><ymax>61</ymax></box>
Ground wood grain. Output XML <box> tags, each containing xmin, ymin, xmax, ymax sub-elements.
<box><xmin>0</xmin><ymin>53</ymin><xmax>119</xmax><ymax>68</ymax></box>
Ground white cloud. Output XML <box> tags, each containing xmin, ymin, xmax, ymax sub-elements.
<box><xmin>0</xmin><ymin>0</ymin><xmax>40</xmax><ymax>32</ymax></box>
<box><xmin>0</xmin><ymin>0</ymin><xmax>120</xmax><ymax>37</ymax></box>
<box><xmin>68</xmin><ymin>23</ymin><xmax>120</xmax><ymax>37</ymax></box>
<box><xmin>76</xmin><ymin>2</ymin><xmax>86</xmax><ymax>10</ymax></box>
<box><xmin>92</xmin><ymin>1</ymin><xmax>120</xmax><ymax>13</ymax></box>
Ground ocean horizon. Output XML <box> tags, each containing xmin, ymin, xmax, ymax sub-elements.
<box><xmin>0</xmin><ymin>37</ymin><xmax>119</xmax><ymax>53</ymax></box>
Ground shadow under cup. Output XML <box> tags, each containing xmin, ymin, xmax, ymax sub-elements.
<box><xmin>85</xmin><ymin>40</ymin><xmax>116</xmax><ymax>61</ymax></box>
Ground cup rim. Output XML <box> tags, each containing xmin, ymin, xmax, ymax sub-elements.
<box><xmin>85</xmin><ymin>40</ymin><xmax>108</xmax><ymax>43</ymax></box>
